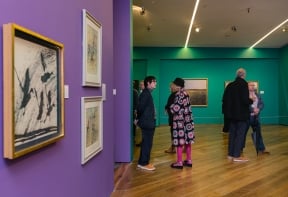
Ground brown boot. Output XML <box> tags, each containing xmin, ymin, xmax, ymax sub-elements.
<box><xmin>165</xmin><ymin>146</ymin><xmax>176</xmax><ymax>153</ymax></box>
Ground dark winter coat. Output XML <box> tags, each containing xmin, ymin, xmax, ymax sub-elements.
<box><xmin>136</xmin><ymin>88</ymin><xmax>156</xmax><ymax>129</ymax></box>
<box><xmin>222</xmin><ymin>77</ymin><xmax>253</xmax><ymax>121</ymax></box>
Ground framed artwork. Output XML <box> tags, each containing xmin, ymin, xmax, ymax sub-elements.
<box><xmin>184</xmin><ymin>78</ymin><xmax>208</xmax><ymax>107</ymax></box>
<box><xmin>82</xmin><ymin>9</ymin><xmax>102</xmax><ymax>87</ymax></box>
<box><xmin>2</xmin><ymin>23</ymin><xmax>65</xmax><ymax>159</ymax></box>
<box><xmin>81</xmin><ymin>96</ymin><xmax>103</xmax><ymax>164</ymax></box>
<box><xmin>225</xmin><ymin>80</ymin><xmax>259</xmax><ymax>92</ymax></box>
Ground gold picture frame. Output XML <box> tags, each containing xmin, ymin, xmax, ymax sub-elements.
<box><xmin>184</xmin><ymin>78</ymin><xmax>208</xmax><ymax>107</ymax></box>
<box><xmin>81</xmin><ymin>96</ymin><xmax>103</xmax><ymax>165</ymax></box>
<box><xmin>3</xmin><ymin>23</ymin><xmax>65</xmax><ymax>159</ymax></box>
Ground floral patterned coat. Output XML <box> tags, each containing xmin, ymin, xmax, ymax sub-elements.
<box><xmin>170</xmin><ymin>88</ymin><xmax>195</xmax><ymax>146</ymax></box>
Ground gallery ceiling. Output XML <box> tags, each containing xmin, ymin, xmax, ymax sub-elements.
<box><xmin>133</xmin><ymin>0</ymin><xmax>288</xmax><ymax>48</ymax></box>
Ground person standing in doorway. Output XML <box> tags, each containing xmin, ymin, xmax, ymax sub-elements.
<box><xmin>222</xmin><ymin>68</ymin><xmax>253</xmax><ymax>162</ymax></box>
<box><xmin>139</xmin><ymin>80</ymin><xmax>145</xmax><ymax>94</ymax></box>
<box><xmin>132</xmin><ymin>81</ymin><xmax>139</xmax><ymax>145</ymax></box>
<box><xmin>164</xmin><ymin>82</ymin><xmax>177</xmax><ymax>153</ymax></box>
<box><xmin>135</xmin><ymin>76</ymin><xmax>157</xmax><ymax>171</ymax></box>
<box><xmin>135</xmin><ymin>80</ymin><xmax>145</xmax><ymax>147</ymax></box>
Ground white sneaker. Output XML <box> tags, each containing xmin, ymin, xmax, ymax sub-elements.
<box><xmin>227</xmin><ymin>156</ymin><xmax>233</xmax><ymax>160</ymax></box>
<box><xmin>137</xmin><ymin>164</ymin><xmax>156</xmax><ymax>171</ymax></box>
<box><xmin>233</xmin><ymin>157</ymin><xmax>249</xmax><ymax>162</ymax></box>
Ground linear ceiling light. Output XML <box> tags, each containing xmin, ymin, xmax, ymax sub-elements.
<box><xmin>184</xmin><ymin>0</ymin><xmax>200</xmax><ymax>48</ymax></box>
<box><xmin>249</xmin><ymin>18</ymin><xmax>288</xmax><ymax>48</ymax></box>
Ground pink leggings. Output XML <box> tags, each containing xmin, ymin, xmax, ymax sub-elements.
<box><xmin>177</xmin><ymin>144</ymin><xmax>192</xmax><ymax>163</ymax></box>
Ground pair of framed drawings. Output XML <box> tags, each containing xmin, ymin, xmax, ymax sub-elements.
<box><xmin>81</xmin><ymin>9</ymin><xmax>103</xmax><ymax>164</ymax></box>
<box><xmin>2</xmin><ymin>9</ymin><xmax>103</xmax><ymax>164</ymax></box>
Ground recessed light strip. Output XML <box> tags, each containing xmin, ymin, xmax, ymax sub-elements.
<box><xmin>184</xmin><ymin>0</ymin><xmax>200</xmax><ymax>48</ymax></box>
<box><xmin>250</xmin><ymin>18</ymin><xmax>288</xmax><ymax>48</ymax></box>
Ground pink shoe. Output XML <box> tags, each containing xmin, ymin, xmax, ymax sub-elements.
<box><xmin>170</xmin><ymin>162</ymin><xmax>183</xmax><ymax>169</ymax></box>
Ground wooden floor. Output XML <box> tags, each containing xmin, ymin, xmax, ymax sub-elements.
<box><xmin>111</xmin><ymin>124</ymin><xmax>288</xmax><ymax>197</ymax></box>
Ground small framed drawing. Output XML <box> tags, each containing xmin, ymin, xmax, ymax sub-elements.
<box><xmin>81</xmin><ymin>96</ymin><xmax>103</xmax><ymax>164</ymax></box>
<box><xmin>82</xmin><ymin>9</ymin><xmax>102</xmax><ymax>87</ymax></box>
<box><xmin>2</xmin><ymin>23</ymin><xmax>65</xmax><ymax>159</ymax></box>
<box><xmin>184</xmin><ymin>78</ymin><xmax>208</xmax><ymax>107</ymax></box>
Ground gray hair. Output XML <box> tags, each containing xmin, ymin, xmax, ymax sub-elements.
<box><xmin>236</xmin><ymin>68</ymin><xmax>246</xmax><ymax>78</ymax></box>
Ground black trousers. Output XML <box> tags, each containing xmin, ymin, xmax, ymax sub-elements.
<box><xmin>138</xmin><ymin>128</ymin><xmax>155</xmax><ymax>166</ymax></box>
<box><xmin>222</xmin><ymin>116</ymin><xmax>230</xmax><ymax>133</ymax></box>
<box><xmin>228</xmin><ymin>120</ymin><xmax>249</xmax><ymax>157</ymax></box>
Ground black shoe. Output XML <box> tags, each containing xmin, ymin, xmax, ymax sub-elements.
<box><xmin>183</xmin><ymin>160</ymin><xmax>192</xmax><ymax>167</ymax></box>
<box><xmin>170</xmin><ymin>162</ymin><xmax>183</xmax><ymax>169</ymax></box>
<box><xmin>135</xmin><ymin>142</ymin><xmax>142</xmax><ymax>147</ymax></box>
<box><xmin>258</xmin><ymin>150</ymin><xmax>270</xmax><ymax>155</ymax></box>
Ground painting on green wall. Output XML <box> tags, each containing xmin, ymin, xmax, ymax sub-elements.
<box><xmin>184</xmin><ymin>78</ymin><xmax>208</xmax><ymax>107</ymax></box>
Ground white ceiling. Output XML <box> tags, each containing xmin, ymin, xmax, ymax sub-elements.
<box><xmin>132</xmin><ymin>0</ymin><xmax>288</xmax><ymax>48</ymax></box>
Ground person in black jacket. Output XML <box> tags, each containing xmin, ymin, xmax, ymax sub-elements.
<box><xmin>132</xmin><ymin>81</ymin><xmax>139</xmax><ymax>144</ymax></box>
<box><xmin>164</xmin><ymin>82</ymin><xmax>177</xmax><ymax>153</ymax></box>
<box><xmin>135</xmin><ymin>76</ymin><xmax>157</xmax><ymax>171</ymax></box>
<box><xmin>222</xmin><ymin>68</ymin><xmax>253</xmax><ymax>162</ymax></box>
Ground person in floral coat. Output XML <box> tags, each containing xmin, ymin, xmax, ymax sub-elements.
<box><xmin>170</xmin><ymin>78</ymin><xmax>195</xmax><ymax>169</ymax></box>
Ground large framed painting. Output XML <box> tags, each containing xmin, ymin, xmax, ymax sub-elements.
<box><xmin>81</xmin><ymin>96</ymin><xmax>103</xmax><ymax>165</ymax></box>
<box><xmin>2</xmin><ymin>23</ymin><xmax>65</xmax><ymax>159</ymax></box>
<box><xmin>184</xmin><ymin>78</ymin><xmax>208</xmax><ymax>107</ymax></box>
<box><xmin>82</xmin><ymin>9</ymin><xmax>102</xmax><ymax>87</ymax></box>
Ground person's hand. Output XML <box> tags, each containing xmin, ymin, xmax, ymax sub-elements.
<box><xmin>254</xmin><ymin>108</ymin><xmax>260</xmax><ymax>115</ymax></box>
<box><xmin>250</xmin><ymin>96</ymin><xmax>256</xmax><ymax>101</ymax></box>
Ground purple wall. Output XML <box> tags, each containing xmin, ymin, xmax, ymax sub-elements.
<box><xmin>0</xmin><ymin>0</ymin><xmax>130</xmax><ymax>196</ymax></box>
<box><xmin>113</xmin><ymin>1</ymin><xmax>133</xmax><ymax>162</ymax></box>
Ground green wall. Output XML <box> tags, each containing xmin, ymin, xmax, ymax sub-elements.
<box><xmin>279</xmin><ymin>45</ymin><xmax>288</xmax><ymax>125</ymax></box>
<box><xmin>133</xmin><ymin>47</ymin><xmax>281</xmax><ymax>125</ymax></box>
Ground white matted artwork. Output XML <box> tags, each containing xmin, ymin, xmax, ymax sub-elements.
<box><xmin>81</xmin><ymin>96</ymin><xmax>103</xmax><ymax>164</ymax></box>
<box><xmin>82</xmin><ymin>9</ymin><xmax>102</xmax><ymax>87</ymax></box>
<box><xmin>2</xmin><ymin>23</ymin><xmax>65</xmax><ymax>159</ymax></box>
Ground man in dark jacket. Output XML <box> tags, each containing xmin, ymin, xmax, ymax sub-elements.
<box><xmin>222</xmin><ymin>68</ymin><xmax>253</xmax><ymax>162</ymax></box>
<box><xmin>135</xmin><ymin>76</ymin><xmax>157</xmax><ymax>171</ymax></box>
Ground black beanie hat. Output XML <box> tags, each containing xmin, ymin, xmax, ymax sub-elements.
<box><xmin>173</xmin><ymin>77</ymin><xmax>184</xmax><ymax>88</ymax></box>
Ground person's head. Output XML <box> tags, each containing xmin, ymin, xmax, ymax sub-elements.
<box><xmin>169</xmin><ymin>82</ymin><xmax>177</xmax><ymax>93</ymax></box>
<box><xmin>139</xmin><ymin>80</ymin><xmax>145</xmax><ymax>90</ymax></box>
<box><xmin>248</xmin><ymin>82</ymin><xmax>256</xmax><ymax>92</ymax></box>
<box><xmin>144</xmin><ymin>76</ymin><xmax>157</xmax><ymax>90</ymax></box>
<box><xmin>236</xmin><ymin>68</ymin><xmax>246</xmax><ymax>79</ymax></box>
<box><xmin>173</xmin><ymin>77</ymin><xmax>185</xmax><ymax>89</ymax></box>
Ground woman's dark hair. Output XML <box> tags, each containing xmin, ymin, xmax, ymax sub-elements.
<box><xmin>144</xmin><ymin>76</ymin><xmax>156</xmax><ymax>88</ymax></box>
